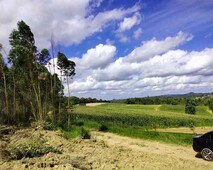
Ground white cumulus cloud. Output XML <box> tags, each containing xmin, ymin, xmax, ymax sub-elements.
<box><xmin>0</xmin><ymin>0</ymin><xmax>140</xmax><ymax>50</ymax></box>
<box><xmin>73</xmin><ymin>44</ymin><xmax>116</xmax><ymax>70</ymax></box>
<box><xmin>68</xmin><ymin>32</ymin><xmax>213</xmax><ymax>99</ymax></box>
<box><xmin>117</xmin><ymin>12</ymin><xmax>142</xmax><ymax>32</ymax></box>
<box><xmin>124</xmin><ymin>31</ymin><xmax>193</xmax><ymax>63</ymax></box>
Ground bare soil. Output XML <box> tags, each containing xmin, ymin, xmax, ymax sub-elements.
<box><xmin>86</xmin><ymin>103</ymin><xmax>107</xmax><ymax>107</ymax></box>
<box><xmin>156</xmin><ymin>126</ymin><xmax>213</xmax><ymax>134</ymax></box>
<box><xmin>0</xmin><ymin>128</ymin><xmax>212</xmax><ymax>170</ymax></box>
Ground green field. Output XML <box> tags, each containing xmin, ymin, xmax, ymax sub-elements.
<box><xmin>67</xmin><ymin>103</ymin><xmax>213</xmax><ymax>145</ymax></box>
<box><xmin>73</xmin><ymin>103</ymin><xmax>213</xmax><ymax>128</ymax></box>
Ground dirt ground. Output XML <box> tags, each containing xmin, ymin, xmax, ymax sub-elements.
<box><xmin>86</xmin><ymin>103</ymin><xmax>107</xmax><ymax>107</ymax></box>
<box><xmin>156</xmin><ymin>126</ymin><xmax>213</xmax><ymax>134</ymax></box>
<box><xmin>0</xmin><ymin>128</ymin><xmax>212</xmax><ymax>170</ymax></box>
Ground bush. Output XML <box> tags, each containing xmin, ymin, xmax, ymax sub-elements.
<box><xmin>208</xmin><ymin>99</ymin><xmax>213</xmax><ymax>112</ymax></box>
<box><xmin>74</xmin><ymin>121</ymin><xmax>84</xmax><ymax>126</ymax></box>
<box><xmin>185</xmin><ymin>99</ymin><xmax>196</xmax><ymax>114</ymax></box>
<box><xmin>80</xmin><ymin>127</ymin><xmax>90</xmax><ymax>139</ymax></box>
<box><xmin>99</xmin><ymin>124</ymin><xmax>108</xmax><ymax>132</ymax></box>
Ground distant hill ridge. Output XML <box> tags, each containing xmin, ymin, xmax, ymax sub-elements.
<box><xmin>160</xmin><ymin>92</ymin><xmax>213</xmax><ymax>98</ymax></box>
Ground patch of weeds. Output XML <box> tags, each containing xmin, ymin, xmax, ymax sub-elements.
<box><xmin>81</xmin><ymin>128</ymin><xmax>91</xmax><ymax>139</ymax></box>
<box><xmin>74</xmin><ymin>121</ymin><xmax>84</xmax><ymax>126</ymax></box>
<box><xmin>1</xmin><ymin>139</ymin><xmax>61</xmax><ymax>160</ymax></box>
<box><xmin>99</xmin><ymin>124</ymin><xmax>108</xmax><ymax>132</ymax></box>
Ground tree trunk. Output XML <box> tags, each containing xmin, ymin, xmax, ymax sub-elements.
<box><xmin>0</xmin><ymin>56</ymin><xmax>9</xmax><ymax>118</ymax></box>
<box><xmin>67</xmin><ymin>76</ymin><xmax>71</xmax><ymax>128</ymax></box>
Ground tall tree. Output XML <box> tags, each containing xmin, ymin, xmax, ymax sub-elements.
<box><xmin>8</xmin><ymin>21</ymin><xmax>62</xmax><ymax>124</ymax></box>
<box><xmin>0</xmin><ymin>44</ymin><xmax>9</xmax><ymax>120</ymax></box>
<box><xmin>57</xmin><ymin>52</ymin><xmax>75</xmax><ymax>128</ymax></box>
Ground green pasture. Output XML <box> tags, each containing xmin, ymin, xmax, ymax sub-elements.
<box><xmin>73</xmin><ymin>103</ymin><xmax>213</xmax><ymax>128</ymax></box>
<box><xmin>65</xmin><ymin>118</ymin><xmax>194</xmax><ymax>146</ymax></box>
<box><xmin>66</xmin><ymin>103</ymin><xmax>213</xmax><ymax>145</ymax></box>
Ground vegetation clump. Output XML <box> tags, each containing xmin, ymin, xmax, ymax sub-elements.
<box><xmin>185</xmin><ymin>99</ymin><xmax>196</xmax><ymax>114</ymax></box>
<box><xmin>1</xmin><ymin>138</ymin><xmax>61</xmax><ymax>160</ymax></box>
<box><xmin>81</xmin><ymin>127</ymin><xmax>91</xmax><ymax>139</ymax></box>
<box><xmin>0</xmin><ymin>20</ymin><xmax>75</xmax><ymax>128</ymax></box>
<box><xmin>99</xmin><ymin>124</ymin><xmax>108</xmax><ymax>132</ymax></box>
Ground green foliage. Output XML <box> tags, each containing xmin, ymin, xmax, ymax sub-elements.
<box><xmin>69</xmin><ymin>96</ymin><xmax>109</xmax><ymax>105</ymax></box>
<box><xmin>99</xmin><ymin>124</ymin><xmax>108</xmax><ymax>132</ymax></box>
<box><xmin>125</xmin><ymin>97</ymin><xmax>185</xmax><ymax>105</ymax></box>
<box><xmin>80</xmin><ymin>127</ymin><xmax>91</xmax><ymax>139</ymax></box>
<box><xmin>73</xmin><ymin>103</ymin><xmax>213</xmax><ymax>129</ymax></box>
<box><xmin>208</xmin><ymin>99</ymin><xmax>213</xmax><ymax>112</ymax></box>
<box><xmin>185</xmin><ymin>99</ymin><xmax>196</xmax><ymax>114</ymax></box>
<box><xmin>109</xmin><ymin>125</ymin><xmax>194</xmax><ymax>146</ymax></box>
<box><xmin>0</xmin><ymin>21</ymin><xmax>74</xmax><ymax>126</ymax></box>
<box><xmin>57</xmin><ymin>52</ymin><xmax>75</xmax><ymax>77</ymax></box>
<box><xmin>64</xmin><ymin>127</ymin><xmax>82</xmax><ymax>139</ymax></box>
<box><xmin>74</xmin><ymin>121</ymin><xmax>84</xmax><ymax>126</ymax></box>
<box><xmin>37</xmin><ymin>48</ymin><xmax>50</xmax><ymax>65</ymax></box>
<box><xmin>65</xmin><ymin>119</ymin><xmax>194</xmax><ymax>146</ymax></box>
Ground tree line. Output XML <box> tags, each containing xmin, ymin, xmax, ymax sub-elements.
<box><xmin>0</xmin><ymin>21</ymin><xmax>75</xmax><ymax>128</ymax></box>
<box><xmin>125</xmin><ymin>96</ymin><xmax>213</xmax><ymax>105</ymax></box>
<box><xmin>125</xmin><ymin>96</ymin><xmax>213</xmax><ymax>115</ymax></box>
<box><xmin>69</xmin><ymin>96</ymin><xmax>109</xmax><ymax>105</ymax></box>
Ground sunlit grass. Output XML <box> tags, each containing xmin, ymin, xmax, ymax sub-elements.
<box><xmin>73</xmin><ymin>103</ymin><xmax>213</xmax><ymax>128</ymax></box>
<box><xmin>66</xmin><ymin>119</ymin><xmax>194</xmax><ymax>146</ymax></box>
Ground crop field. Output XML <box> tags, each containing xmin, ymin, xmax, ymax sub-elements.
<box><xmin>68</xmin><ymin>103</ymin><xmax>213</xmax><ymax>145</ymax></box>
<box><xmin>73</xmin><ymin>103</ymin><xmax>213</xmax><ymax>129</ymax></box>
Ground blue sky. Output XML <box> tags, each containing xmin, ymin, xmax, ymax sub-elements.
<box><xmin>62</xmin><ymin>0</ymin><xmax>213</xmax><ymax>57</ymax></box>
<box><xmin>1</xmin><ymin>0</ymin><xmax>213</xmax><ymax>99</ymax></box>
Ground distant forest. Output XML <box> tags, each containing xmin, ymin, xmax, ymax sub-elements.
<box><xmin>111</xmin><ymin>92</ymin><xmax>213</xmax><ymax>106</ymax></box>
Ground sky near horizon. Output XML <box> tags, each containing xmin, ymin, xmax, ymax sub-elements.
<box><xmin>1</xmin><ymin>0</ymin><xmax>213</xmax><ymax>99</ymax></box>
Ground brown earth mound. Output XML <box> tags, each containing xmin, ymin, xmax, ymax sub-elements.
<box><xmin>0</xmin><ymin>128</ymin><xmax>212</xmax><ymax>170</ymax></box>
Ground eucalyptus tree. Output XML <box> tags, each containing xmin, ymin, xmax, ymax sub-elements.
<box><xmin>0</xmin><ymin>44</ymin><xmax>9</xmax><ymax>121</ymax></box>
<box><xmin>57</xmin><ymin>52</ymin><xmax>75</xmax><ymax>127</ymax></box>
<box><xmin>8</xmin><ymin>21</ymin><xmax>61</xmax><ymax>123</ymax></box>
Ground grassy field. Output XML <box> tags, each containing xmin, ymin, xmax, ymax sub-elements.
<box><xmin>67</xmin><ymin>103</ymin><xmax>213</xmax><ymax>145</ymax></box>
<box><xmin>73</xmin><ymin>103</ymin><xmax>213</xmax><ymax>128</ymax></box>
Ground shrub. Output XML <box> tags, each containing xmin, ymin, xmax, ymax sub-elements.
<box><xmin>74</xmin><ymin>121</ymin><xmax>84</xmax><ymax>126</ymax></box>
<box><xmin>81</xmin><ymin>127</ymin><xmax>90</xmax><ymax>139</ymax></box>
<box><xmin>99</xmin><ymin>124</ymin><xmax>108</xmax><ymax>132</ymax></box>
<box><xmin>208</xmin><ymin>99</ymin><xmax>213</xmax><ymax>112</ymax></box>
<box><xmin>185</xmin><ymin>99</ymin><xmax>196</xmax><ymax>114</ymax></box>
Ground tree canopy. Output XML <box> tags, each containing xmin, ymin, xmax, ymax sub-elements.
<box><xmin>0</xmin><ymin>21</ymin><xmax>75</xmax><ymax>127</ymax></box>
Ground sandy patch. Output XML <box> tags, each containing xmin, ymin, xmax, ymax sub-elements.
<box><xmin>86</xmin><ymin>103</ymin><xmax>107</xmax><ymax>107</ymax></box>
<box><xmin>156</xmin><ymin>127</ymin><xmax>213</xmax><ymax>134</ymax></box>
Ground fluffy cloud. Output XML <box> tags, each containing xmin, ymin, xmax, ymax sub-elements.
<box><xmin>133</xmin><ymin>28</ymin><xmax>142</xmax><ymax>39</ymax></box>
<box><xmin>0</xmin><ymin>0</ymin><xmax>140</xmax><ymax>50</ymax></box>
<box><xmin>73</xmin><ymin>44</ymin><xmax>116</xmax><ymax>70</ymax></box>
<box><xmin>117</xmin><ymin>12</ymin><xmax>142</xmax><ymax>32</ymax></box>
<box><xmin>124</xmin><ymin>31</ymin><xmax>193</xmax><ymax>63</ymax></box>
<box><xmin>68</xmin><ymin>32</ymin><xmax>213</xmax><ymax>99</ymax></box>
<box><xmin>144</xmin><ymin>48</ymin><xmax>213</xmax><ymax>77</ymax></box>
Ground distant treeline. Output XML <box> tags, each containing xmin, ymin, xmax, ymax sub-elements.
<box><xmin>69</xmin><ymin>96</ymin><xmax>109</xmax><ymax>105</ymax></box>
<box><xmin>113</xmin><ymin>95</ymin><xmax>213</xmax><ymax>106</ymax></box>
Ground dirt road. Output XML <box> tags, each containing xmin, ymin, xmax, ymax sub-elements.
<box><xmin>0</xmin><ymin>129</ymin><xmax>212</xmax><ymax>170</ymax></box>
<box><xmin>156</xmin><ymin>126</ymin><xmax>213</xmax><ymax>134</ymax></box>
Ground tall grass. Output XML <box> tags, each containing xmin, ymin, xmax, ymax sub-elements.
<box><xmin>66</xmin><ymin>118</ymin><xmax>194</xmax><ymax>146</ymax></box>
